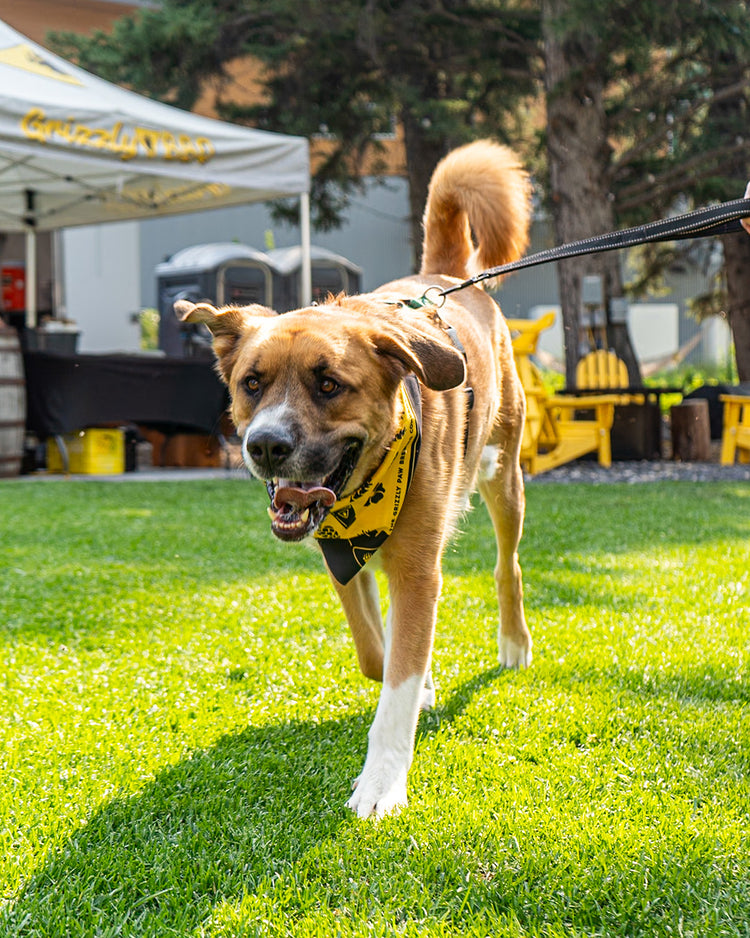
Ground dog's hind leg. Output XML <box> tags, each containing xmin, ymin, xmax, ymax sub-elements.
<box><xmin>477</xmin><ymin>436</ymin><xmax>532</xmax><ymax>669</ymax></box>
<box><xmin>330</xmin><ymin>568</ymin><xmax>385</xmax><ymax>682</ymax></box>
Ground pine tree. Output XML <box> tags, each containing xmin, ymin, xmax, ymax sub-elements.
<box><xmin>541</xmin><ymin>0</ymin><xmax>750</xmax><ymax>382</ymax></box>
<box><xmin>50</xmin><ymin>0</ymin><xmax>540</xmax><ymax>263</ymax></box>
<box><xmin>51</xmin><ymin>0</ymin><xmax>750</xmax><ymax>378</ymax></box>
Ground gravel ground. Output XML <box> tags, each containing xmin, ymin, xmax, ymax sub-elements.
<box><xmin>13</xmin><ymin>439</ymin><xmax>750</xmax><ymax>484</ymax></box>
<box><xmin>18</xmin><ymin>457</ymin><xmax>749</xmax><ymax>484</ymax></box>
<box><xmin>525</xmin><ymin>458</ymin><xmax>750</xmax><ymax>484</ymax></box>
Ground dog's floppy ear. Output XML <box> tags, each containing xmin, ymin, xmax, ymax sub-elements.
<box><xmin>175</xmin><ymin>300</ymin><xmax>277</xmax><ymax>383</ymax></box>
<box><xmin>175</xmin><ymin>299</ymin><xmax>276</xmax><ymax>334</ymax></box>
<box><xmin>372</xmin><ymin>327</ymin><xmax>466</xmax><ymax>391</ymax></box>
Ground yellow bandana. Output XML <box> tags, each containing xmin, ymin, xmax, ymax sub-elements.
<box><xmin>315</xmin><ymin>377</ymin><xmax>421</xmax><ymax>584</ymax></box>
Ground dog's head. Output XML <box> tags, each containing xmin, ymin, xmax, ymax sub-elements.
<box><xmin>176</xmin><ymin>297</ymin><xmax>466</xmax><ymax>542</ymax></box>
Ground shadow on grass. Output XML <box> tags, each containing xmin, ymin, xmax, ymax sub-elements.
<box><xmin>4</xmin><ymin>660</ymin><xmax>748</xmax><ymax>936</ymax></box>
<box><xmin>2</xmin><ymin>717</ymin><xmax>364</xmax><ymax>937</ymax></box>
<box><xmin>3</xmin><ymin>665</ymin><xmax>519</xmax><ymax>937</ymax></box>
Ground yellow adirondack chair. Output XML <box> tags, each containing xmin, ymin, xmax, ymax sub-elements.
<box><xmin>507</xmin><ymin>313</ymin><xmax>627</xmax><ymax>475</ymax></box>
<box><xmin>720</xmin><ymin>395</ymin><xmax>750</xmax><ymax>465</ymax></box>
<box><xmin>575</xmin><ymin>348</ymin><xmax>645</xmax><ymax>405</ymax></box>
<box><xmin>576</xmin><ymin>349</ymin><xmax>628</xmax><ymax>390</ymax></box>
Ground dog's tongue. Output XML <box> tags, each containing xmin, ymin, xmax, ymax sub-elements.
<box><xmin>273</xmin><ymin>482</ymin><xmax>337</xmax><ymax>511</ymax></box>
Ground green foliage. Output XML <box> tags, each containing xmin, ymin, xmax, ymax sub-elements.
<box><xmin>49</xmin><ymin>3</ymin><xmax>227</xmax><ymax>110</ymax></box>
<box><xmin>645</xmin><ymin>358</ymin><xmax>740</xmax><ymax>394</ymax></box>
<box><xmin>48</xmin><ymin>0</ymin><xmax>541</xmax><ymax>232</ymax></box>
<box><xmin>1</xmin><ymin>477</ymin><xmax>749</xmax><ymax>936</ymax></box>
<box><xmin>46</xmin><ymin>0</ymin><xmax>750</xmax><ymax>242</ymax></box>
<box><xmin>46</xmin><ymin>1</ymin><xmax>750</xmax><ymax>368</ymax></box>
<box><xmin>539</xmin><ymin>0</ymin><xmax>750</xmax><ymax>221</ymax></box>
<box><xmin>138</xmin><ymin>308</ymin><xmax>159</xmax><ymax>351</ymax></box>
<box><xmin>236</xmin><ymin>0</ymin><xmax>541</xmax><ymax>232</ymax></box>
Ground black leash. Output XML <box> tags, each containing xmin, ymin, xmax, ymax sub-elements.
<box><xmin>439</xmin><ymin>197</ymin><xmax>750</xmax><ymax>298</ymax></box>
<box><xmin>393</xmin><ymin>196</ymin><xmax>750</xmax><ymax>446</ymax></box>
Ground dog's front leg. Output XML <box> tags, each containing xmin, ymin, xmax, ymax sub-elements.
<box><xmin>330</xmin><ymin>567</ymin><xmax>385</xmax><ymax>681</ymax></box>
<box><xmin>347</xmin><ymin>569</ymin><xmax>440</xmax><ymax>818</ymax></box>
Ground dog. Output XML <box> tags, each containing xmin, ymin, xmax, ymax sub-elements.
<box><xmin>176</xmin><ymin>139</ymin><xmax>533</xmax><ymax>818</ymax></box>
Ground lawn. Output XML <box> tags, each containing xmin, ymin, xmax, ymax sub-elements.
<box><xmin>0</xmin><ymin>475</ymin><xmax>748</xmax><ymax>937</ymax></box>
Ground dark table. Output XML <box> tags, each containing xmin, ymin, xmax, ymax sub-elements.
<box><xmin>23</xmin><ymin>350</ymin><xmax>229</xmax><ymax>439</ymax></box>
<box><xmin>564</xmin><ymin>385</ymin><xmax>683</xmax><ymax>460</ymax></box>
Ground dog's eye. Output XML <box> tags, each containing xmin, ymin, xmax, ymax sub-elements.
<box><xmin>319</xmin><ymin>377</ymin><xmax>339</xmax><ymax>396</ymax></box>
<box><xmin>245</xmin><ymin>375</ymin><xmax>261</xmax><ymax>394</ymax></box>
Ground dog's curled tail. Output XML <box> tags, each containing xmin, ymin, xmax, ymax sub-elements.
<box><xmin>420</xmin><ymin>139</ymin><xmax>532</xmax><ymax>282</ymax></box>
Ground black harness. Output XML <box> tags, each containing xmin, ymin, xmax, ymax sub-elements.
<box><xmin>393</xmin><ymin>294</ymin><xmax>474</xmax><ymax>454</ymax></box>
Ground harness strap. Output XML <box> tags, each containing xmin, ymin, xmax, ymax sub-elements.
<box><xmin>392</xmin><ymin>295</ymin><xmax>474</xmax><ymax>453</ymax></box>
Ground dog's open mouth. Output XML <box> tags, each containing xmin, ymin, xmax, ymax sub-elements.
<box><xmin>264</xmin><ymin>441</ymin><xmax>362</xmax><ymax>541</ymax></box>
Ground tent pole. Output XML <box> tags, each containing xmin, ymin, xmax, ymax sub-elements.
<box><xmin>25</xmin><ymin>228</ymin><xmax>37</xmax><ymax>329</ymax></box>
<box><xmin>52</xmin><ymin>230</ymin><xmax>66</xmax><ymax>318</ymax></box>
<box><xmin>300</xmin><ymin>192</ymin><xmax>312</xmax><ymax>306</ymax></box>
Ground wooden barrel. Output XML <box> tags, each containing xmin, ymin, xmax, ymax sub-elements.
<box><xmin>0</xmin><ymin>323</ymin><xmax>26</xmax><ymax>477</ymax></box>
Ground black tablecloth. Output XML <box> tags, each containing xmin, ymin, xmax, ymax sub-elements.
<box><xmin>23</xmin><ymin>351</ymin><xmax>229</xmax><ymax>438</ymax></box>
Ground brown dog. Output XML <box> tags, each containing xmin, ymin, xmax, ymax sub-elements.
<box><xmin>177</xmin><ymin>139</ymin><xmax>532</xmax><ymax>817</ymax></box>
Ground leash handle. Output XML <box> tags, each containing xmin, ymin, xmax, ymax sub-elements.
<box><xmin>440</xmin><ymin>197</ymin><xmax>750</xmax><ymax>297</ymax></box>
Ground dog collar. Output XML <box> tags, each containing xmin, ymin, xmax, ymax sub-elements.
<box><xmin>314</xmin><ymin>376</ymin><xmax>422</xmax><ymax>585</ymax></box>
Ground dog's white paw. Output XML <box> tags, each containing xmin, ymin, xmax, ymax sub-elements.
<box><xmin>498</xmin><ymin>634</ymin><xmax>532</xmax><ymax>669</ymax></box>
<box><xmin>347</xmin><ymin>758</ymin><xmax>408</xmax><ymax>819</ymax></box>
<box><xmin>348</xmin><ymin>675</ymin><xmax>422</xmax><ymax>818</ymax></box>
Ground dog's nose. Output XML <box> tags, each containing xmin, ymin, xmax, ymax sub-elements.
<box><xmin>243</xmin><ymin>426</ymin><xmax>294</xmax><ymax>475</ymax></box>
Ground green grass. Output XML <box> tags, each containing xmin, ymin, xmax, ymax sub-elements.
<box><xmin>0</xmin><ymin>476</ymin><xmax>748</xmax><ymax>937</ymax></box>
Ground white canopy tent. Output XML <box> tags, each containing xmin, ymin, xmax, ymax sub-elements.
<box><xmin>0</xmin><ymin>19</ymin><xmax>311</xmax><ymax>325</ymax></box>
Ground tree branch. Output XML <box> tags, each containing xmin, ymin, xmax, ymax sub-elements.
<box><xmin>615</xmin><ymin>140</ymin><xmax>750</xmax><ymax>213</ymax></box>
<box><xmin>612</xmin><ymin>78</ymin><xmax>750</xmax><ymax>179</ymax></box>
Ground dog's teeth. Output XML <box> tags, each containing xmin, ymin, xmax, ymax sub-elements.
<box><xmin>299</xmin><ymin>508</ymin><xmax>310</xmax><ymax>524</ymax></box>
<box><xmin>267</xmin><ymin>507</ymin><xmax>276</xmax><ymax>520</ymax></box>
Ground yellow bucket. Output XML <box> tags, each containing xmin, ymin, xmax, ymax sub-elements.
<box><xmin>47</xmin><ymin>428</ymin><xmax>125</xmax><ymax>475</ymax></box>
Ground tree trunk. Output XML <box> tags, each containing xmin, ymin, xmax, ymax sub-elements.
<box><xmin>721</xmin><ymin>229</ymin><xmax>750</xmax><ymax>382</ymax></box>
<box><xmin>542</xmin><ymin>0</ymin><xmax>640</xmax><ymax>388</ymax></box>
<box><xmin>704</xmin><ymin>49</ymin><xmax>750</xmax><ymax>382</ymax></box>
<box><xmin>401</xmin><ymin>111</ymin><xmax>448</xmax><ymax>273</ymax></box>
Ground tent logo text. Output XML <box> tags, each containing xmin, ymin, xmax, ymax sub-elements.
<box><xmin>20</xmin><ymin>107</ymin><xmax>216</xmax><ymax>164</ymax></box>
